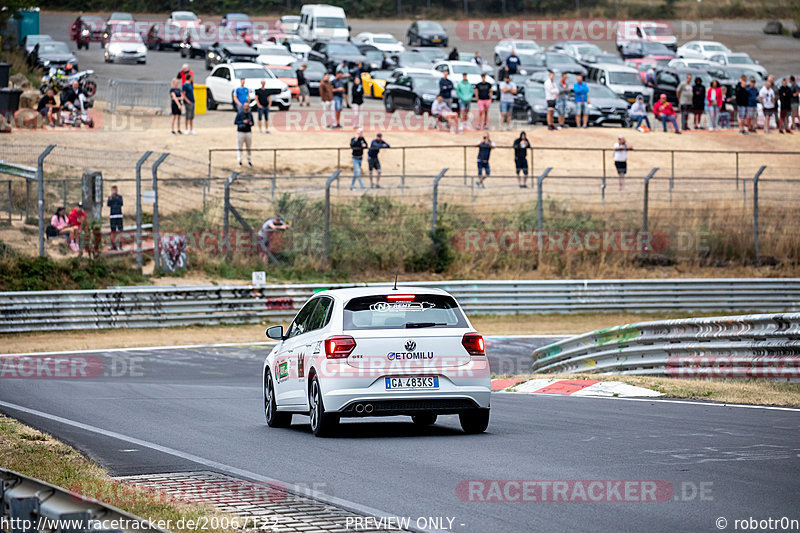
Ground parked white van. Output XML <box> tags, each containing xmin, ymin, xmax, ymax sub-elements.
<box><xmin>298</xmin><ymin>4</ymin><xmax>349</xmax><ymax>42</ymax></box>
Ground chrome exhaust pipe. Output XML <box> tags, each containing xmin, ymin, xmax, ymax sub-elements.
<box><xmin>364</xmin><ymin>404</ymin><xmax>374</xmax><ymax>414</ymax></box>
<box><xmin>355</xmin><ymin>403</ymin><xmax>364</xmax><ymax>413</ymax></box>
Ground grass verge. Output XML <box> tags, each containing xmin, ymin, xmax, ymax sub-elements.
<box><xmin>0</xmin><ymin>414</ymin><xmax>240</xmax><ymax>533</ymax></box>
<box><xmin>495</xmin><ymin>373</ymin><xmax>800</xmax><ymax>407</ymax></box>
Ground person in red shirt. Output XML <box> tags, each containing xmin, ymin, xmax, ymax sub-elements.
<box><xmin>176</xmin><ymin>64</ymin><xmax>194</xmax><ymax>85</ymax></box>
<box><xmin>68</xmin><ymin>201</ymin><xmax>87</xmax><ymax>227</ymax></box>
<box><xmin>653</xmin><ymin>94</ymin><xmax>681</xmax><ymax>134</ymax></box>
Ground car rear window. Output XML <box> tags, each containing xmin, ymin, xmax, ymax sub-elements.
<box><xmin>343</xmin><ymin>294</ymin><xmax>468</xmax><ymax>330</ymax></box>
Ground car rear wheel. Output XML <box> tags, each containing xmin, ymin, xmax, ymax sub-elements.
<box><xmin>413</xmin><ymin>97</ymin><xmax>422</xmax><ymax>115</ymax></box>
<box><xmin>206</xmin><ymin>90</ymin><xmax>218</xmax><ymax>110</ymax></box>
<box><xmin>459</xmin><ymin>409</ymin><xmax>490</xmax><ymax>434</ymax></box>
<box><xmin>412</xmin><ymin>413</ymin><xmax>437</xmax><ymax>426</ymax></box>
<box><xmin>265</xmin><ymin>371</ymin><xmax>292</xmax><ymax>428</ymax></box>
<box><xmin>526</xmin><ymin>107</ymin><xmax>534</xmax><ymax>124</ymax></box>
<box><xmin>494</xmin><ymin>54</ymin><xmax>502</xmax><ymax>66</ymax></box>
<box><xmin>384</xmin><ymin>94</ymin><xmax>395</xmax><ymax>112</ymax></box>
<box><xmin>309</xmin><ymin>376</ymin><xmax>339</xmax><ymax>437</ymax></box>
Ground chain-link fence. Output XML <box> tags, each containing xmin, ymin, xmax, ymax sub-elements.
<box><xmin>1</xmin><ymin>143</ymin><xmax>798</xmax><ymax>276</ymax></box>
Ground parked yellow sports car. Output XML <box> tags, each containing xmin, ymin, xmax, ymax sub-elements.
<box><xmin>361</xmin><ymin>70</ymin><xmax>393</xmax><ymax>99</ymax></box>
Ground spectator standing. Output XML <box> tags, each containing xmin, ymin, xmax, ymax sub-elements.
<box><xmin>448</xmin><ymin>47</ymin><xmax>459</xmax><ymax>61</ymax></box>
<box><xmin>367</xmin><ymin>133</ymin><xmax>390</xmax><ymax>188</ymax></box>
<box><xmin>719</xmin><ymin>87</ymin><xmax>732</xmax><ymax>129</ymax></box>
<box><xmin>233</xmin><ymin>78</ymin><xmax>250</xmax><ymax>111</ymax></box>
<box><xmin>456</xmin><ymin>73</ymin><xmax>473</xmax><ymax>131</ymax></box>
<box><xmin>573</xmin><ymin>74</ymin><xmax>589</xmax><ymax>128</ymax></box>
<box><xmin>296</xmin><ymin>63</ymin><xmax>310</xmax><ymax>107</ymax></box>
<box><xmin>691</xmin><ymin>77</ymin><xmax>705</xmax><ymax>130</ymax></box>
<box><xmin>706</xmin><ymin>80</ymin><xmax>722</xmax><ymax>131</ymax></box>
<box><xmin>777</xmin><ymin>78</ymin><xmax>793</xmax><ymax>134</ymax></box>
<box><xmin>613</xmin><ymin>136</ymin><xmax>631</xmax><ymax>190</ymax></box>
<box><xmin>735</xmin><ymin>75</ymin><xmax>750</xmax><ymax>134</ymax></box>
<box><xmin>506</xmin><ymin>49</ymin><xmax>520</xmax><ymax>75</ymax></box>
<box><xmin>351</xmin><ymin>75</ymin><xmax>364</xmax><ymax>129</ymax></box>
<box><xmin>182</xmin><ymin>73</ymin><xmax>196</xmax><ymax>135</ymax></box>
<box><xmin>331</xmin><ymin>72</ymin><xmax>345</xmax><ymax>128</ymax></box>
<box><xmin>475</xmin><ymin>73</ymin><xmax>493</xmax><ymax>130</ymax></box>
<box><xmin>170</xmin><ymin>78</ymin><xmax>182</xmax><ymax>134</ymax></box>
<box><xmin>319</xmin><ymin>73</ymin><xmax>334</xmax><ymax>128</ymax></box>
<box><xmin>746</xmin><ymin>77</ymin><xmax>759</xmax><ymax>132</ymax></box>
<box><xmin>676</xmin><ymin>74</ymin><xmax>693</xmax><ymax>130</ymax></box>
<box><xmin>653</xmin><ymin>93</ymin><xmax>681</xmax><ymax>133</ymax></box>
<box><xmin>177</xmin><ymin>64</ymin><xmax>193</xmax><ymax>85</ymax></box>
<box><xmin>645</xmin><ymin>67</ymin><xmax>656</xmax><ymax>89</ymax></box>
<box><xmin>512</xmin><ymin>131</ymin><xmax>530</xmax><ymax>188</ymax></box>
<box><xmin>759</xmin><ymin>79</ymin><xmax>776</xmax><ymax>133</ymax></box>
<box><xmin>475</xmin><ymin>134</ymin><xmax>495</xmax><ymax>189</ymax></box>
<box><xmin>335</xmin><ymin>61</ymin><xmax>350</xmax><ymax>108</ymax></box>
<box><xmin>555</xmin><ymin>72</ymin><xmax>569</xmax><ymax>130</ymax></box>
<box><xmin>349</xmin><ymin>61</ymin><xmax>363</xmax><ymax>110</ymax></box>
<box><xmin>473</xmin><ymin>51</ymin><xmax>484</xmax><ymax>67</ymax></box>
<box><xmin>439</xmin><ymin>70</ymin><xmax>454</xmax><ymax>108</ymax></box>
<box><xmin>431</xmin><ymin>95</ymin><xmax>457</xmax><ymax>133</ymax></box>
<box><xmin>254</xmin><ymin>80</ymin><xmax>271</xmax><ymax>134</ymax></box>
<box><xmin>107</xmin><ymin>185</ymin><xmax>123</xmax><ymax>250</ymax></box>
<box><xmin>544</xmin><ymin>71</ymin><xmax>558</xmax><ymax>131</ymax></box>
<box><xmin>629</xmin><ymin>95</ymin><xmax>651</xmax><ymax>131</ymax></box>
<box><xmin>499</xmin><ymin>75</ymin><xmax>517</xmax><ymax>130</ymax></box>
<box><xmin>37</xmin><ymin>88</ymin><xmax>59</xmax><ymax>127</ymax></box>
<box><xmin>790</xmin><ymin>76</ymin><xmax>799</xmax><ymax>132</ymax></box>
<box><xmin>349</xmin><ymin>129</ymin><xmax>368</xmax><ymax>190</ymax></box>
<box><xmin>234</xmin><ymin>101</ymin><xmax>255</xmax><ymax>167</ymax></box>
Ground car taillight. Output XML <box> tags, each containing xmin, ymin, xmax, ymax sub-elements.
<box><xmin>386</xmin><ymin>294</ymin><xmax>415</xmax><ymax>300</ymax></box>
<box><xmin>462</xmin><ymin>333</ymin><xmax>485</xmax><ymax>356</ymax></box>
<box><xmin>325</xmin><ymin>335</ymin><xmax>356</xmax><ymax>359</ymax></box>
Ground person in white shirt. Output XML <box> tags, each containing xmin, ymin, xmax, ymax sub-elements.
<box><xmin>613</xmin><ymin>136</ymin><xmax>632</xmax><ymax>190</ymax></box>
<box><xmin>498</xmin><ymin>75</ymin><xmax>517</xmax><ymax>130</ymax></box>
<box><xmin>431</xmin><ymin>95</ymin><xmax>457</xmax><ymax>133</ymax></box>
<box><xmin>544</xmin><ymin>71</ymin><xmax>559</xmax><ymax>131</ymax></box>
<box><xmin>759</xmin><ymin>81</ymin><xmax>776</xmax><ymax>133</ymax></box>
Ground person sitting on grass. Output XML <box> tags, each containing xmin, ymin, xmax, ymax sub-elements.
<box><xmin>49</xmin><ymin>207</ymin><xmax>78</xmax><ymax>245</ymax></box>
<box><xmin>653</xmin><ymin>94</ymin><xmax>681</xmax><ymax>134</ymax></box>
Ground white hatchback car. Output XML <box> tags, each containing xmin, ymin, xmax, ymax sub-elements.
<box><xmin>204</xmin><ymin>62</ymin><xmax>291</xmax><ymax>111</ymax></box>
<box><xmin>262</xmin><ymin>287</ymin><xmax>491</xmax><ymax>437</ymax></box>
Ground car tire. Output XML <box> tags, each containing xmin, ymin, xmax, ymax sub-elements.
<box><xmin>494</xmin><ymin>54</ymin><xmax>502</xmax><ymax>66</ymax></box>
<box><xmin>309</xmin><ymin>376</ymin><xmax>338</xmax><ymax>437</ymax></box>
<box><xmin>526</xmin><ymin>107</ymin><xmax>534</xmax><ymax>124</ymax></box>
<box><xmin>459</xmin><ymin>409</ymin><xmax>490</xmax><ymax>434</ymax></box>
<box><xmin>278</xmin><ymin>103</ymin><xmax>290</xmax><ymax>111</ymax></box>
<box><xmin>413</xmin><ymin>97</ymin><xmax>422</xmax><ymax>115</ymax></box>
<box><xmin>412</xmin><ymin>413</ymin><xmax>437</xmax><ymax>426</ymax></box>
<box><xmin>207</xmin><ymin>90</ymin><xmax>218</xmax><ymax>110</ymax></box>
<box><xmin>265</xmin><ymin>371</ymin><xmax>292</xmax><ymax>428</ymax></box>
<box><xmin>384</xmin><ymin>94</ymin><xmax>395</xmax><ymax>113</ymax></box>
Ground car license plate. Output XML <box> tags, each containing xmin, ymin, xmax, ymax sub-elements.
<box><xmin>385</xmin><ymin>376</ymin><xmax>439</xmax><ymax>390</ymax></box>
<box><xmin>609</xmin><ymin>113</ymin><xmax>621</xmax><ymax>119</ymax></box>
<box><xmin>627</xmin><ymin>98</ymin><xmax>635</xmax><ymax>103</ymax></box>
<box><xmin>433</xmin><ymin>38</ymin><xmax>441</xmax><ymax>43</ymax></box>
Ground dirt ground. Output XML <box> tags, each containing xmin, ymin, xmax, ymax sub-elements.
<box><xmin>4</xmin><ymin>311</ymin><xmax>713</xmax><ymax>354</ymax></box>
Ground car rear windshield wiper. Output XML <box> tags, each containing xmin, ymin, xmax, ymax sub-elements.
<box><xmin>405</xmin><ymin>322</ymin><xmax>447</xmax><ymax>328</ymax></box>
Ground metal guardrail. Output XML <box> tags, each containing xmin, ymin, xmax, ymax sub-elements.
<box><xmin>105</xmin><ymin>78</ymin><xmax>170</xmax><ymax>114</ymax></box>
<box><xmin>1</xmin><ymin>468</ymin><xmax>166</xmax><ymax>533</ymax></box>
<box><xmin>1</xmin><ymin>279</ymin><xmax>800</xmax><ymax>334</ymax></box>
<box><xmin>531</xmin><ymin>313</ymin><xmax>800</xmax><ymax>380</ymax></box>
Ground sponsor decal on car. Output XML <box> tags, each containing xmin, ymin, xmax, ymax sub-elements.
<box><xmin>387</xmin><ymin>351</ymin><xmax>434</xmax><ymax>360</ymax></box>
<box><xmin>277</xmin><ymin>361</ymin><xmax>289</xmax><ymax>381</ymax></box>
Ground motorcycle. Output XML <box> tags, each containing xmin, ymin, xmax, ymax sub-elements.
<box><xmin>40</xmin><ymin>67</ymin><xmax>98</xmax><ymax>99</ymax></box>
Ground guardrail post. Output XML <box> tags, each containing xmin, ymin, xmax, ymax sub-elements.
<box><xmin>537</xmin><ymin>167</ymin><xmax>552</xmax><ymax>253</ymax></box>
<box><xmin>752</xmin><ymin>165</ymin><xmax>766</xmax><ymax>265</ymax></box>
<box><xmin>151</xmin><ymin>153</ymin><xmax>168</xmax><ymax>272</ymax></box>
<box><xmin>431</xmin><ymin>168</ymin><xmax>448</xmax><ymax>232</ymax></box>
<box><xmin>324</xmin><ymin>169</ymin><xmax>341</xmax><ymax>265</ymax></box>
<box><xmin>135</xmin><ymin>151</ymin><xmax>152</xmax><ymax>273</ymax></box>
<box><xmin>642</xmin><ymin>167</ymin><xmax>659</xmax><ymax>234</ymax></box>
<box><xmin>37</xmin><ymin>145</ymin><xmax>55</xmax><ymax>257</ymax></box>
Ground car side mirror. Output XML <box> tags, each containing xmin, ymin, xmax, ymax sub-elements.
<box><xmin>266</xmin><ymin>325</ymin><xmax>284</xmax><ymax>340</ymax></box>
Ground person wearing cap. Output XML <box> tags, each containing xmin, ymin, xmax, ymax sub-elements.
<box><xmin>367</xmin><ymin>133</ymin><xmax>390</xmax><ymax>189</ymax></box>
<box><xmin>613</xmin><ymin>136</ymin><xmax>632</xmax><ymax>190</ymax></box>
<box><xmin>653</xmin><ymin>94</ymin><xmax>681</xmax><ymax>134</ymax></box>
<box><xmin>629</xmin><ymin>95</ymin><xmax>651</xmax><ymax>131</ymax></box>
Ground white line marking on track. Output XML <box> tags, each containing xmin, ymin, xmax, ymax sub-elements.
<box><xmin>0</xmin><ymin>400</ymin><xmax>433</xmax><ymax>533</ymax></box>
<box><xmin>1</xmin><ymin>341</ymin><xmax>278</xmax><ymax>357</ymax></box>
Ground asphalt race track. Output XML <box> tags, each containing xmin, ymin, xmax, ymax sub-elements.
<box><xmin>1</xmin><ymin>340</ymin><xmax>798</xmax><ymax>533</ymax></box>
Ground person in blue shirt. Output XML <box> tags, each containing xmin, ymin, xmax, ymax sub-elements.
<box><xmin>233</xmin><ymin>78</ymin><xmax>250</xmax><ymax>112</ymax></box>
<box><xmin>746</xmin><ymin>77</ymin><xmax>760</xmax><ymax>133</ymax></box>
<box><xmin>367</xmin><ymin>133</ymin><xmax>390</xmax><ymax>189</ymax></box>
<box><xmin>506</xmin><ymin>49</ymin><xmax>520</xmax><ymax>75</ymax></box>
<box><xmin>439</xmin><ymin>71</ymin><xmax>454</xmax><ymax>107</ymax></box>
<box><xmin>573</xmin><ymin>74</ymin><xmax>589</xmax><ymax>128</ymax></box>
<box><xmin>181</xmin><ymin>73</ymin><xmax>196</xmax><ymax>135</ymax></box>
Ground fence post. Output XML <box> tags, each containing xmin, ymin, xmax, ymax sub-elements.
<box><xmin>25</xmin><ymin>179</ymin><xmax>30</xmax><ymax>222</ymax></box>
<box><xmin>324</xmin><ymin>169</ymin><xmax>341</xmax><ymax>265</ymax></box>
<box><xmin>151</xmin><ymin>153</ymin><xmax>169</xmax><ymax>272</ymax></box>
<box><xmin>601</xmin><ymin>149</ymin><xmax>606</xmax><ymax>206</ymax></box>
<box><xmin>431</xmin><ymin>168</ymin><xmax>448</xmax><ymax>232</ymax></box>
<box><xmin>224</xmin><ymin>172</ymin><xmax>238</xmax><ymax>263</ymax></box>
<box><xmin>62</xmin><ymin>179</ymin><xmax>67</xmax><ymax>209</ymax></box>
<box><xmin>401</xmin><ymin>147</ymin><xmax>406</xmax><ymax>189</ymax></box>
<box><xmin>135</xmin><ymin>151</ymin><xmax>152</xmax><ymax>273</ymax></box>
<box><xmin>670</xmin><ymin>151</ymin><xmax>674</xmax><ymax>203</ymax></box>
<box><xmin>642</xmin><ymin>167</ymin><xmax>659</xmax><ymax>233</ymax></box>
<box><xmin>7</xmin><ymin>180</ymin><xmax>11</xmax><ymax>225</ymax></box>
<box><xmin>463</xmin><ymin>146</ymin><xmax>467</xmax><ymax>185</ymax></box>
<box><xmin>536</xmin><ymin>167</ymin><xmax>552</xmax><ymax>254</ymax></box>
<box><xmin>735</xmin><ymin>151</ymin><xmax>739</xmax><ymax>190</ymax></box>
<box><xmin>37</xmin><ymin>145</ymin><xmax>55</xmax><ymax>257</ymax></box>
<box><xmin>752</xmin><ymin>165</ymin><xmax>766</xmax><ymax>264</ymax></box>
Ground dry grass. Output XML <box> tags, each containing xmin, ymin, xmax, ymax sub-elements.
<box><xmin>0</xmin><ymin>414</ymin><xmax>240</xmax><ymax>533</ymax></box>
<box><xmin>498</xmin><ymin>372</ymin><xmax>800</xmax><ymax>407</ymax></box>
